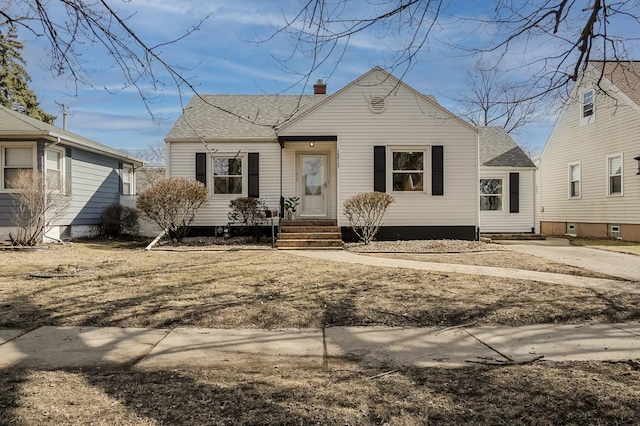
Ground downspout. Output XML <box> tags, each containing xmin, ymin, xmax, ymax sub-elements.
<box><xmin>279</xmin><ymin>137</ymin><xmax>284</xmax><ymax>218</ymax></box>
<box><xmin>475</xmin><ymin>132</ymin><xmax>481</xmax><ymax>241</ymax></box>
<box><xmin>532</xmin><ymin>168</ymin><xmax>537</xmax><ymax>233</ymax></box>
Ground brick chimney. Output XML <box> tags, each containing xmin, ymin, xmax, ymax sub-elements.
<box><xmin>313</xmin><ymin>79</ymin><xmax>326</xmax><ymax>95</ymax></box>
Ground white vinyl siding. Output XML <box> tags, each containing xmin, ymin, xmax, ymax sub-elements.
<box><xmin>279</xmin><ymin>70</ymin><xmax>478</xmax><ymax>228</ymax></box>
<box><xmin>168</xmin><ymin>141</ymin><xmax>282</xmax><ymax>226</ymax></box>
<box><xmin>607</xmin><ymin>154</ymin><xmax>623</xmax><ymax>196</ymax></box>
<box><xmin>480</xmin><ymin>168</ymin><xmax>535</xmax><ymax>233</ymax></box>
<box><xmin>568</xmin><ymin>162</ymin><xmax>581</xmax><ymax>198</ymax></box>
<box><xmin>539</xmin><ymin>68</ymin><xmax>640</xmax><ymax>227</ymax></box>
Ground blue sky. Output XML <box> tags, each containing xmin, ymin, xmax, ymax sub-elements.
<box><xmin>17</xmin><ymin>0</ymin><xmax>570</xmax><ymax>157</ymax></box>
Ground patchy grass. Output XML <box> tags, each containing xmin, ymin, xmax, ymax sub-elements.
<box><xmin>571</xmin><ymin>238</ymin><xmax>640</xmax><ymax>256</ymax></box>
<box><xmin>1</xmin><ymin>241</ymin><xmax>640</xmax><ymax>330</ymax></box>
<box><xmin>1</xmin><ymin>362</ymin><xmax>640</xmax><ymax>425</ymax></box>
<box><xmin>362</xmin><ymin>251</ymin><xmax>616</xmax><ymax>279</ymax></box>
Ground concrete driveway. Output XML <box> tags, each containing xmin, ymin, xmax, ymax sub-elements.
<box><xmin>496</xmin><ymin>238</ymin><xmax>640</xmax><ymax>281</ymax></box>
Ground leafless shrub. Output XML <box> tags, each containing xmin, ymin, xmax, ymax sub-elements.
<box><xmin>99</xmin><ymin>204</ymin><xmax>139</xmax><ymax>238</ymax></box>
<box><xmin>343</xmin><ymin>192</ymin><xmax>394</xmax><ymax>245</ymax></box>
<box><xmin>228</xmin><ymin>197</ymin><xmax>267</xmax><ymax>242</ymax></box>
<box><xmin>136</xmin><ymin>178</ymin><xmax>208</xmax><ymax>242</ymax></box>
<box><xmin>9</xmin><ymin>170</ymin><xmax>69</xmax><ymax>246</ymax></box>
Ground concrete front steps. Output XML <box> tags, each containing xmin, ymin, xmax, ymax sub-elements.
<box><xmin>277</xmin><ymin>219</ymin><xmax>343</xmax><ymax>250</ymax></box>
<box><xmin>481</xmin><ymin>233</ymin><xmax>547</xmax><ymax>242</ymax></box>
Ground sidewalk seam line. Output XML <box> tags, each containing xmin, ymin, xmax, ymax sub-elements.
<box><xmin>610</xmin><ymin>324</ymin><xmax>640</xmax><ymax>338</ymax></box>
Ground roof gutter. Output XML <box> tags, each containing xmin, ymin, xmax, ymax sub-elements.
<box><xmin>0</xmin><ymin>130</ymin><xmax>143</xmax><ymax>165</ymax></box>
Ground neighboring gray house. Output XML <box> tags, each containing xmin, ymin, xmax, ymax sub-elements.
<box><xmin>538</xmin><ymin>61</ymin><xmax>640</xmax><ymax>242</ymax></box>
<box><xmin>0</xmin><ymin>105</ymin><xmax>143</xmax><ymax>242</ymax></box>
<box><xmin>479</xmin><ymin>127</ymin><xmax>537</xmax><ymax>234</ymax></box>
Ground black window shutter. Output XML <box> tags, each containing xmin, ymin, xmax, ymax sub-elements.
<box><xmin>195</xmin><ymin>153</ymin><xmax>207</xmax><ymax>186</ymax></box>
<box><xmin>509</xmin><ymin>172</ymin><xmax>520</xmax><ymax>213</ymax></box>
<box><xmin>431</xmin><ymin>145</ymin><xmax>444</xmax><ymax>196</ymax></box>
<box><xmin>65</xmin><ymin>147</ymin><xmax>72</xmax><ymax>195</ymax></box>
<box><xmin>248</xmin><ymin>152</ymin><xmax>259</xmax><ymax>198</ymax></box>
<box><xmin>118</xmin><ymin>162</ymin><xmax>124</xmax><ymax>194</ymax></box>
<box><xmin>373</xmin><ymin>146</ymin><xmax>386</xmax><ymax>192</ymax></box>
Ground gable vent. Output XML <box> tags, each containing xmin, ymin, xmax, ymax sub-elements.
<box><xmin>369</xmin><ymin>96</ymin><xmax>386</xmax><ymax>113</ymax></box>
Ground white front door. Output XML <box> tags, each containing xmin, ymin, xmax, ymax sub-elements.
<box><xmin>299</xmin><ymin>154</ymin><xmax>328</xmax><ymax>217</ymax></box>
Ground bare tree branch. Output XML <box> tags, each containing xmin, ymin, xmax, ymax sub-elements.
<box><xmin>273</xmin><ymin>0</ymin><xmax>640</xmax><ymax>102</ymax></box>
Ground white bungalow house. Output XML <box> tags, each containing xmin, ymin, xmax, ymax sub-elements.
<box><xmin>538</xmin><ymin>61</ymin><xmax>640</xmax><ymax>242</ymax></box>
<box><xmin>165</xmin><ymin>67</ymin><xmax>537</xmax><ymax>245</ymax></box>
<box><xmin>478</xmin><ymin>127</ymin><xmax>537</xmax><ymax>234</ymax></box>
<box><xmin>0</xmin><ymin>105</ymin><xmax>142</xmax><ymax>242</ymax></box>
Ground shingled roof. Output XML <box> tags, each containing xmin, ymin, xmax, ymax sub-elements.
<box><xmin>0</xmin><ymin>105</ymin><xmax>142</xmax><ymax>164</ymax></box>
<box><xmin>478</xmin><ymin>126</ymin><xmax>535</xmax><ymax>168</ymax></box>
<box><xmin>166</xmin><ymin>94</ymin><xmax>324</xmax><ymax>141</ymax></box>
<box><xmin>590</xmin><ymin>60</ymin><xmax>640</xmax><ymax>107</ymax></box>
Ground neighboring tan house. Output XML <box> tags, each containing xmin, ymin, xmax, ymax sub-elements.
<box><xmin>479</xmin><ymin>126</ymin><xmax>537</xmax><ymax>234</ymax></box>
<box><xmin>0</xmin><ymin>104</ymin><xmax>143</xmax><ymax>242</ymax></box>
<box><xmin>538</xmin><ymin>60</ymin><xmax>640</xmax><ymax>242</ymax></box>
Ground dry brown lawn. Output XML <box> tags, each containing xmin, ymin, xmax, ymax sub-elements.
<box><xmin>2</xmin><ymin>240</ymin><xmax>640</xmax><ymax>425</ymax></box>
<box><xmin>363</xmin><ymin>251</ymin><xmax>617</xmax><ymax>278</ymax></box>
<box><xmin>2</xmin><ymin>362</ymin><xmax>640</xmax><ymax>425</ymax></box>
<box><xmin>1</xmin><ymin>241</ymin><xmax>639</xmax><ymax>331</ymax></box>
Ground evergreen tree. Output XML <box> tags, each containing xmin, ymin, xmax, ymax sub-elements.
<box><xmin>0</xmin><ymin>23</ymin><xmax>55</xmax><ymax>124</ymax></box>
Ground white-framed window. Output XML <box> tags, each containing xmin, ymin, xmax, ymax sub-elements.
<box><xmin>568</xmin><ymin>162</ymin><xmax>581</xmax><ymax>198</ymax></box>
<box><xmin>607</xmin><ymin>154</ymin><xmax>623</xmax><ymax>196</ymax></box>
<box><xmin>122</xmin><ymin>164</ymin><xmax>133</xmax><ymax>195</ymax></box>
<box><xmin>391</xmin><ymin>150</ymin><xmax>425</xmax><ymax>192</ymax></box>
<box><xmin>580</xmin><ymin>88</ymin><xmax>595</xmax><ymax>125</ymax></box>
<box><xmin>1</xmin><ymin>144</ymin><xmax>36</xmax><ymax>191</ymax></box>
<box><xmin>213</xmin><ymin>156</ymin><xmax>243</xmax><ymax>194</ymax></box>
<box><xmin>480</xmin><ymin>178</ymin><xmax>503</xmax><ymax>211</ymax></box>
<box><xmin>46</xmin><ymin>148</ymin><xmax>64</xmax><ymax>192</ymax></box>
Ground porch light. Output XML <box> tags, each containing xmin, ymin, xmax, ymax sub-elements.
<box><xmin>309</xmin><ymin>141</ymin><xmax>314</xmax><ymax>147</ymax></box>
<box><xmin>635</xmin><ymin>155</ymin><xmax>640</xmax><ymax>175</ymax></box>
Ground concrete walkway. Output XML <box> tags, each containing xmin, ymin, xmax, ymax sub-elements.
<box><xmin>286</xmin><ymin>250</ymin><xmax>640</xmax><ymax>294</ymax></box>
<box><xmin>1</xmin><ymin>323</ymin><xmax>640</xmax><ymax>369</ymax></box>
<box><xmin>496</xmin><ymin>238</ymin><xmax>640</xmax><ymax>281</ymax></box>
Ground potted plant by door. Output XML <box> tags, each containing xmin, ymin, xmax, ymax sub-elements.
<box><xmin>284</xmin><ymin>196</ymin><xmax>300</xmax><ymax>220</ymax></box>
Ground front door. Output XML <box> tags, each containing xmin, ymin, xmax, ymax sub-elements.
<box><xmin>299</xmin><ymin>154</ymin><xmax>328</xmax><ymax>217</ymax></box>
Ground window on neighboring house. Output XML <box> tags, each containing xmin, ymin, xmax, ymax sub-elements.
<box><xmin>2</xmin><ymin>145</ymin><xmax>35</xmax><ymax>190</ymax></box>
<box><xmin>122</xmin><ymin>165</ymin><xmax>133</xmax><ymax>195</ymax></box>
<box><xmin>46</xmin><ymin>149</ymin><xmax>64</xmax><ymax>191</ymax></box>
<box><xmin>480</xmin><ymin>178</ymin><xmax>503</xmax><ymax>211</ymax></box>
<box><xmin>579</xmin><ymin>88</ymin><xmax>595</xmax><ymax>126</ymax></box>
<box><xmin>392</xmin><ymin>151</ymin><xmax>424</xmax><ymax>191</ymax></box>
<box><xmin>608</xmin><ymin>154</ymin><xmax>623</xmax><ymax>195</ymax></box>
<box><xmin>582</xmin><ymin>90</ymin><xmax>594</xmax><ymax>118</ymax></box>
<box><xmin>213</xmin><ymin>157</ymin><xmax>243</xmax><ymax>194</ymax></box>
<box><xmin>569</xmin><ymin>163</ymin><xmax>581</xmax><ymax>198</ymax></box>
